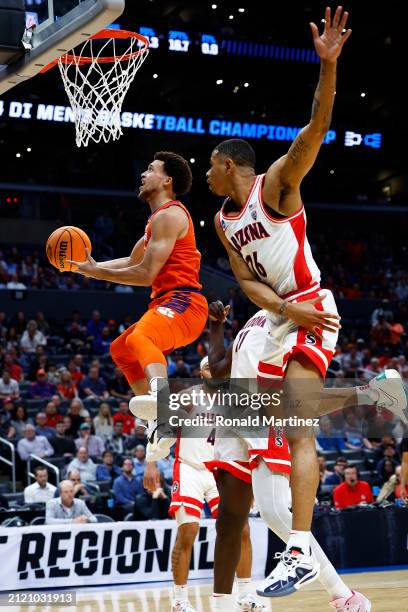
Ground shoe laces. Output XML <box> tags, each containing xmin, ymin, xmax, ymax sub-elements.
<box><xmin>270</xmin><ymin>550</ymin><xmax>302</xmax><ymax>579</ymax></box>
<box><xmin>236</xmin><ymin>593</ymin><xmax>265</xmax><ymax>611</ymax></box>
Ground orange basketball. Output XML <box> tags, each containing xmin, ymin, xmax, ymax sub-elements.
<box><xmin>46</xmin><ymin>226</ymin><xmax>92</xmax><ymax>272</ymax></box>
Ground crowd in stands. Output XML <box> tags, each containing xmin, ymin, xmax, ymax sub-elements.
<box><xmin>0</xmin><ymin>294</ymin><xmax>407</xmax><ymax>524</ymax></box>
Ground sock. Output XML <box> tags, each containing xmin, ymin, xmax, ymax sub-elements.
<box><xmin>287</xmin><ymin>530</ymin><xmax>311</xmax><ymax>554</ymax></box>
<box><xmin>236</xmin><ymin>577</ymin><xmax>252</xmax><ymax>597</ymax></box>
<box><xmin>211</xmin><ymin>594</ymin><xmax>233</xmax><ymax>610</ymax></box>
<box><xmin>320</xmin><ymin>565</ymin><xmax>353</xmax><ymax>601</ymax></box>
<box><xmin>173</xmin><ymin>584</ymin><xmax>188</xmax><ymax>602</ymax></box>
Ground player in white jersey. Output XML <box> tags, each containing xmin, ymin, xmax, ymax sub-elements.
<box><xmin>207</xmin><ymin>301</ymin><xmax>371</xmax><ymax>612</ymax></box>
<box><xmin>146</xmin><ymin>357</ymin><xmax>267</xmax><ymax>612</ymax></box>
<box><xmin>206</xmin><ymin>5</ymin><xmax>406</xmax><ymax>602</ymax></box>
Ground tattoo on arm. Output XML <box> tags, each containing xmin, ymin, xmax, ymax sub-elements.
<box><xmin>288</xmin><ymin>135</ymin><xmax>311</xmax><ymax>166</ymax></box>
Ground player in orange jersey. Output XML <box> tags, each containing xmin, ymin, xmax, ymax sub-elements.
<box><xmin>68</xmin><ymin>151</ymin><xmax>208</xmax><ymax>433</ymax></box>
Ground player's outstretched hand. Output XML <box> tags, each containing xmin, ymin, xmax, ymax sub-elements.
<box><xmin>144</xmin><ymin>461</ymin><xmax>161</xmax><ymax>493</ymax></box>
<box><xmin>208</xmin><ymin>301</ymin><xmax>231</xmax><ymax>323</ymax></box>
<box><xmin>67</xmin><ymin>248</ymin><xmax>101</xmax><ymax>278</ymax></box>
<box><xmin>309</xmin><ymin>6</ymin><xmax>352</xmax><ymax>63</ymax></box>
<box><xmin>286</xmin><ymin>295</ymin><xmax>341</xmax><ymax>339</ymax></box>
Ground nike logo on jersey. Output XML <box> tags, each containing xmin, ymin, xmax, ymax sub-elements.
<box><xmin>230</xmin><ymin>221</ymin><xmax>270</xmax><ymax>252</ymax></box>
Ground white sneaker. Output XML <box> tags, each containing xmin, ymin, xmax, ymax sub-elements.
<box><xmin>256</xmin><ymin>547</ymin><xmax>320</xmax><ymax>597</ymax></box>
<box><xmin>365</xmin><ymin>369</ymin><xmax>408</xmax><ymax>424</ymax></box>
<box><xmin>129</xmin><ymin>392</ymin><xmax>157</xmax><ymax>421</ymax></box>
<box><xmin>235</xmin><ymin>592</ymin><xmax>267</xmax><ymax>610</ymax></box>
<box><xmin>145</xmin><ymin>419</ymin><xmax>176</xmax><ymax>461</ymax></box>
<box><xmin>172</xmin><ymin>600</ymin><xmax>197</xmax><ymax>612</ymax></box>
<box><xmin>330</xmin><ymin>590</ymin><xmax>372</xmax><ymax>611</ymax></box>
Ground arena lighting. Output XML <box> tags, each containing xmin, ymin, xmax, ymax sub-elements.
<box><xmin>153</xmin><ymin>73</ymin><xmax>158</xmax><ymax>79</ymax></box>
<box><xmin>244</xmin><ymin>82</ymin><xmax>249</xmax><ymax>87</ymax></box>
<box><xmin>361</xmin><ymin>92</ymin><xmax>366</xmax><ymax>97</ymax></box>
<box><xmin>329</xmin><ymin>169</ymin><xmax>335</xmax><ymax>174</ymax></box>
<box><xmin>233</xmin><ymin>86</ymin><xmax>239</xmax><ymax>93</ymax></box>
<box><xmin>26</xmin><ymin>147</ymin><xmax>31</xmax><ymax>152</ymax></box>
<box><xmin>238</xmin><ymin>8</ymin><xmax>245</xmax><ymax>12</ymax></box>
<box><xmin>229</xmin><ymin>14</ymin><xmax>234</xmax><ymax>20</ymax></box>
<box><xmin>200</xmin><ymin>220</ymin><xmax>205</xmax><ymax>227</ymax></box>
<box><xmin>216</xmin><ymin>79</ymin><xmax>223</xmax><ymax>85</ymax></box>
<box><xmin>16</xmin><ymin>153</ymin><xmax>21</xmax><ymax>158</ymax></box>
<box><xmin>211</xmin><ymin>3</ymin><xmax>217</xmax><ymax>8</ymax></box>
<box><xmin>190</xmin><ymin>158</ymin><xmax>196</xmax><ymax>163</ymax></box>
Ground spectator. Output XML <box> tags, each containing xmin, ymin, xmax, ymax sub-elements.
<box><xmin>24</xmin><ymin>466</ymin><xmax>56</xmax><ymax>503</ymax></box>
<box><xmin>67</xmin><ymin>399</ymin><xmax>87</xmax><ymax>436</ymax></box>
<box><xmin>333</xmin><ymin>465</ymin><xmax>374</xmax><ymax>509</ymax></box>
<box><xmin>93</xmin><ymin>402</ymin><xmax>114</xmax><ymax>440</ymax></box>
<box><xmin>46</xmin><ymin>480</ymin><xmax>97</xmax><ymax>524</ymax></box>
<box><xmin>377</xmin><ymin>456</ymin><xmax>400</xmax><ymax>485</ymax></box>
<box><xmin>6</xmin><ymin>274</ymin><xmax>26</xmax><ymax>290</ymax></box>
<box><xmin>93</xmin><ymin>326</ymin><xmax>113</xmax><ymax>355</ymax></box>
<box><xmin>134</xmin><ymin>472</ymin><xmax>171</xmax><ymax>520</ymax></box>
<box><xmin>96</xmin><ymin>450</ymin><xmax>121</xmax><ymax>485</ymax></box>
<box><xmin>29</xmin><ymin>369</ymin><xmax>56</xmax><ymax>399</ymax></box>
<box><xmin>35</xmin><ymin>311</ymin><xmax>50</xmax><ymax>336</ymax></box>
<box><xmin>318</xmin><ymin>456</ymin><xmax>333</xmax><ymax>483</ymax></box>
<box><xmin>113</xmin><ymin>401</ymin><xmax>135</xmax><ymax>435</ymax></box>
<box><xmin>157</xmin><ymin>455</ymin><xmax>175</xmax><ymax>485</ymax></box>
<box><xmin>62</xmin><ymin>415</ymin><xmax>75</xmax><ymax>438</ymax></box>
<box><xmin>57</xmin><ymin>370</ymin><xmax>78</xmax><ymax>400</ymax></box>
<box><xmin>50</xmin><ymin>420</ymin><xmax>76</xmax><ymax>457</ymax></box>
<box><xmin>316</xmin><ymin>415</ymin><xmax>346</xmax><ymax>452</ymax></box>
<box><xmin>44</xmin><ymin>401</ymin><xmax>62</xmax><ymax>428</ymax></box>
<box><xmin>133</xmin><ymin>445</ymin><xmax>147</xmax><ymax>480</ymax></box>
<box><xmin>3</xmin><ymin>352</ymin><xmax>23</xmax><ymax>381</ymax></box>
<box><xmin>67</xmin><ymin>468</ymin><xmax>93</xmax><ymax>497</ymax></box>
<box><xmin>17</xmin><ymin>424</ymin><xmax>54</xmax><ymax>461</ymax></box>
<box><xmin>74</xmin><ymin>423</ymin><xmax>105</xmax><ymax>458</ymax></box>
<box><xmin>34</xmin><ymin>412</ymin><xmax>55</xmax><ymax>440</ymax></box>
<box><xmin>86</xmin><ymin>310</ymin><xmax>105</xmax><ymax>343</ymax></box>
<box><xmin>324</xmin><ymin>457</ymin><xmax>348</xmax><ymax>486</ymax></box>
<box><xmin>106</xmin><ymin>421</ymin><xmax>129</xmax><ymax>459</ymax></box>
<box><xmin>127</xmin><ymin>421</ymin><xmax>147</xmax><ymax>450</ymax></box>
<box><xmin>67</xmin><ymin>357</ymin><xmax>84</xmax><ymax>385</ymax></box>
<box><xmin>376</xmin><ymin>465</ymin><xmax>408</xmax><ymax>503</ymax></box>
<box><xmin>0</xmin><ymin>397</ymin><xmax>15</xmax><ymax>429</ymax></box>
<box><xmin>344</xmin><ymin>412</ymin><xmax>372</xmax><ymax>450</ymax></box>
<box><xmin>169</xmin><ymin>359</ymin><xmax>192</xmax><ymax>378</ymax></box>
<box><xmin>0</xmin><ymin>370</ymin><xmax>20</xmax><ymax>400</ymax></box>
<box><xmin>66</xmin><ymin>447</ymin><xmax>97</xmax><ymax>483</ymax></box>
<box><xmin>79</xmin><ymin>366</ymin><xmax>109</xmax><ymax>402</ymax></box>
<box><xmin>374</xmin><ymin>436</ymin><xmax>398</xmax><ymax>462</ymax></box>
<box><xmin>10</xmin><ymin>405</ymin><xmax>33</xmax><ymax>439</ymax></box>
<box><xmin>20</xmin><ymin>320</ymin><xmax>47</xmax><ymax>354</ymax></box>
<box><xmin>113</xmin><ymin>458</ymin><xmax>144</xmax><ymax>516</ymax></box>
<box><xmin>109</xmin><ymin>368</ymin><xmax>132</xmax><ymax>401</ymax></box>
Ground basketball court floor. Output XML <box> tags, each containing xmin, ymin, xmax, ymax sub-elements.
<box><xmin>22</xmin><ymin>569</ymin><xmax>402</xmax><ymax>612</ymax></box>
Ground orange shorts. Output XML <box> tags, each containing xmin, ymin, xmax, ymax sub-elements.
<box><xmin>110</xmin><ymin>289</ymin><xmax>208</xmax><ymax>384</ymax></box>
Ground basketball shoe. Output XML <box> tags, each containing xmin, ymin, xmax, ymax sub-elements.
<box><xmin>129</xmin><ymin>392</ymin><xmax>157</xmax><ymax>421</ymax></box>
<box><xmin>256</xmin><ymin>546</ymin><xmax>320</xmax><ymax>597</ymax></box>
<box><xmin>172</xmin><ymin>600</ymin><xmax>197</xmax><ymax>612</ymax></box>
<box><xmin>235</xmin><ymin>593</ymin><xmax>267</xmax><ymax>610</ymax></box>
<box><xmin>330</xmin><ymin>591</ymin><xmax>372</xmax><ymax>611</ymax></box>
<box><xmin>145</xmin><ymin>419</ymin><xmax>176</xmax><ymax>462</ymax></box>
<box><xmin>362</xmin><ymin>369</ymin><xmax>407</xmax><ymax>424</ymax></box>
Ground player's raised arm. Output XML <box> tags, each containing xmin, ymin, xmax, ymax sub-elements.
<box><xmin>263</xmin><ymin>6</ymin><xmax>351</xmax><ymax>206</ymax></box>
<box><xmin>215</xmin><ymin>213</ymin><xmax>340</xmax><ymax>337</ymax></box>
<box><xmin>68</xmin><ymin>206</ymin><xmax>188</xmax><ymax>285</ymax></box>
<box><xmin>96</xmin><ymin>236</ymin><xmax>145</xmax><ymax>270</ymax></box>
<box><xmin>208</xmin><ymin>301</ymin><xmax>233</xmax><ymax>378</ymax></box>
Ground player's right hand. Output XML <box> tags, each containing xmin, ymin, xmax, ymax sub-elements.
<box><xmin>143</xmin><ymin>461</ymin><xmax>161</xmax><ymax>493</ymax></box>
<box><xmin>285</xmin><ymin>295</ymin><xmax>341</xmax><ymax>339</ymax></box>
<box><xmin>208</xmin><ymin>301</ymin><xmax>230</xmax><ymax>323</ymax></box>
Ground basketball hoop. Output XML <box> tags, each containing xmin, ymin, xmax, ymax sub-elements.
<box><xmin>45</xmin><ymin>29</ymin><xmax>149</xmax><ymax>147</ymax></box>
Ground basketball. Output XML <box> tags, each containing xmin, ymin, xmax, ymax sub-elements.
<box><xmin>46</xmin><ymin>226</ymin><xmax>92</xmax><ymax>272</ymax></box>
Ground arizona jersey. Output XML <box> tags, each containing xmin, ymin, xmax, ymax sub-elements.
<box><xmin>219</xmin><ymin>174</ymin><xmax>320</xmax><ymax>300</ymax></box>
<box><xmin>231</xmin><ymin>310</ymin><xmax>271</xmax><ymax>378</ymax></box>
<box><xmin>174</xmin><ymin>384</ymin><xmax>216</xmax><ymax>469</ymax></box>
<box><xmin>144</xmin><ymin>200</ymin><xmax>202</xmax><ymax>300</ymax></box>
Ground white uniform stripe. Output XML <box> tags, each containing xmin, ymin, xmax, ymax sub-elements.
<box><xmin>303</xmin><ymin>344</ymin><xmax>329</xmax><ymax>370</ymax></box>
<box><xmin>228</xmin><ymin>461</ymin><xmax>252</xmax><ymax>475</ymax></box>
<box><xmin>262</xmin><ymin>458</ymin><xmax>292</xmax><ymax>466</ymax></box>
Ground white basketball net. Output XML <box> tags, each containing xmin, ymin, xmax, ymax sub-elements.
<box><xmin>58</xmin><ymin>32</ymin><xmax>149</xmax><ymax>147</ymax></box>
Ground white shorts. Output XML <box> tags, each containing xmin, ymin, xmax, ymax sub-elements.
<box><xmin>209</xmin><ymin>426</ymin><xmax>292</xmax><ymax>484</ymax></box>
<box><xmin>169</xmin><ymin>460</ymin><xmax>219</xmax><ymax>523</ymax></box>
<box><xmin>258</xmin><ymin>288</ymin><xmax>338</xmax><ymax>381</ymax></box>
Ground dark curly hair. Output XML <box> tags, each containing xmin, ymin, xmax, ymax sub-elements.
<box><xmin>154</xmin><ymin>151</ymin><xmax>193</xmax><ymax>196</ymax></box>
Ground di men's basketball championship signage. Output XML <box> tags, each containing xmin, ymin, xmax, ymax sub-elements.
<box><xmin>0</xmin><ymin>520</ymin><xmax>269</xmax><ymax>591</ymax></box>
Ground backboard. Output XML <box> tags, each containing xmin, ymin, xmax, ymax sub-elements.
<box><xmin>0</xmin><ymin>0</ymin><xmax>125</xmax><ymax>94</ymax></box>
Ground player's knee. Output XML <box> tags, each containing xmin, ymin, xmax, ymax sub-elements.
<box><xmin>176</xmin><ymin>522</ymin><xmax>199</xmax><ymax>549</ymax></box>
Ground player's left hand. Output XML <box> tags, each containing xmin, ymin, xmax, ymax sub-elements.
<box><xmin>208</xmin><ymin>301</ymin><xmax>231</xmax><ymax>323</ymax></box>
<box><xmin>310</xmin><ymin>6</ymin><xmax>352</xmax><ymax>63</ymax></box>
<box><xmin>67</xmin><ymin>248</ymin><xmax>102</xmax><ymax>279</ymax></box>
